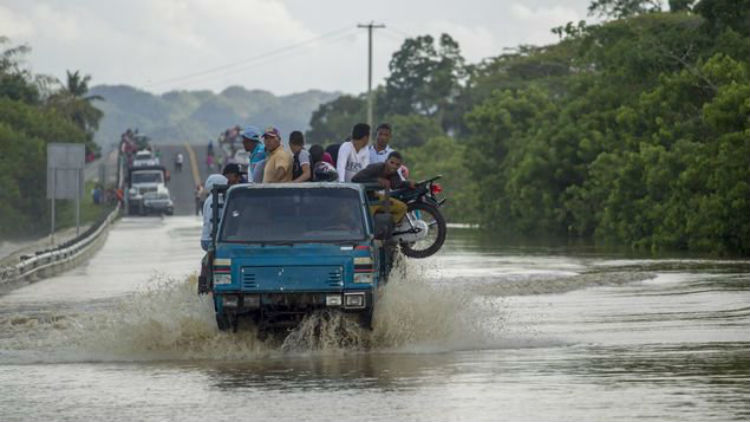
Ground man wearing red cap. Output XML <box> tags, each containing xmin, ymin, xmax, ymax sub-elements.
<box><xmin>261</xmin><ymin>126</ymin><xmax>293</xmax><ymax>183</ymax></box>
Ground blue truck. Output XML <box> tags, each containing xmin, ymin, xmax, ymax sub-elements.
<box><xmin>200</xmin><ymin>182</ymin><xmax>398</xmax><ymax>334</ymax></box>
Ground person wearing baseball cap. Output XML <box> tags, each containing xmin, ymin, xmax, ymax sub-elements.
<box><xmin>261</xmin><ymin>126</ymin><xmax>293</xmax><ymax>183</ymax></box>
<box><xmin>241</xmin><ymin>126</ymin><xmax>265</xmax><ymax>180</ymax></box>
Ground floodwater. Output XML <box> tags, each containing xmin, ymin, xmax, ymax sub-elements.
<box><xmin>0</xmin><ymin>217</ymin><xmax>748</xmax><ymax>421</ymax></box>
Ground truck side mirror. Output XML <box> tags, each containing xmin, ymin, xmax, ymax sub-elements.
<box><xmin>373</xmin><ymin>212</ymin><xmax>393</xmax><ymax>240</ymax></box>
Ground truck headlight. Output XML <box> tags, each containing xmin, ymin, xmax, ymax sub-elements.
<box><xmin>214</xmin><ymin>273</ymin><xmax>232</xmax><ymax>285</ymax></box>
<box><xmin>353</xmin><ymin>273</ymin><xmax>374</xmax><ymax>284</ymax></box>
<box><xmin>344</xmin><ymin>292</ymin><xmax>366</xmax><ymax>309</ymax></box>
<box><xmin>325</xmin><ymin>294</ymin><xmax>342</xmax><ymax>306</ymax></box>
<box><xmin>222</xmin><ymin>295</ymin><xmax>238</xmax><ymax>307</ymax></box>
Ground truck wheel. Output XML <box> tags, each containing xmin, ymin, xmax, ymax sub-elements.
<box><xmin>216</xmin><ymin>313</ymin><xmax>230</xmax><ymax>331</ymax></box>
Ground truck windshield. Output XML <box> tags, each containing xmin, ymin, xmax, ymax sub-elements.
<box><xmin>132</xmin><ymin>171</ymin><xmax>163</xmax><ymax>184</ymax></box>
<box><xmin>220</xmin><ymin>188</ymin><xmax>367</xmax><ymax>243</ymax></box>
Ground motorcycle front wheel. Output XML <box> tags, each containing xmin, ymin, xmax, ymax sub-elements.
<box><xmin>400</xmin><ymin>202</ymin><xmax>447</xmax><ymax>258</ymax></box>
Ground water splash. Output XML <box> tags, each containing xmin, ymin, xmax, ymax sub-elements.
<box><xmin>0</xmin><ymin>258</ymin><xmax>511</xmax><ymax>363</ymax></box>
<box><xmin>370</xmin><ymin>256</ymin><xmax>506</xmax><ymax>351</ymax></box>
<box><xmin>281</xmin><ymin>310</ymin><xmax>369</xmax><ymax>352</ymax></box>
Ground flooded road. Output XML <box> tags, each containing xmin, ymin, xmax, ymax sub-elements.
<box><xmin>1</xmin><ymin>217</ymin><xmax>748</xmax><ymax>421</ymax></box>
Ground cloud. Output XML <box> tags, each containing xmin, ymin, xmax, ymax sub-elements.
<box><xmin>509</xmin><ymin>3</ymin><xmax>581</xmax><ymax>45</ymax></box>
<box><xmin>0</xmin><ymin>5</ymin><xmax>34</xmax><ymax>39</ymax></box>
<box><xmin>1</xmin><ymin>0</ymin><xmax>324</xmax><ymax>92</ymax></box>
<box><xmin>0</xmin><ymin>0</ymin><xmax>591</xmax><ymax>95</ymax></box>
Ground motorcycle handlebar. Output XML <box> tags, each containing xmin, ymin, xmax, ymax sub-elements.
<box><xmin>415</xmin><ymin>175</ymin><xmax>442</xmax><ymax>186</ymax></box>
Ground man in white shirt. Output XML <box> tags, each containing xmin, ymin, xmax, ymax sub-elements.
<box><xmin>368</xmin><ymin>123</ymin><xmax>394</xmax><ymax>164</ymax></box>
<box><xmin>336</xmin><ymin>123</ymin><xmax>371</xmax><ymax>182</ymax></box>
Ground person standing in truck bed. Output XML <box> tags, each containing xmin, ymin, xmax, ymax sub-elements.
<box><xmin>336</xmin><ymin>123</ymin><xmax>370</xmax><ymax>182</ymax></box>
<box><xmin>261</xmin><ymin>126</ymin><xmax>293</xmax><ymax>183</ymax></box>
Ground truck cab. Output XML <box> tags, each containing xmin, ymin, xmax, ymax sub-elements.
<box><xmin>127</xmin><ymin>165</ymin><xmax>169</xmax><ymax>215</ymax></box>
<box><xmin>132</xmin><ymin>149</ymin><xmax>159</xmax><ymax>167</ymax></box>
<box><xmin>206</xmin><ymin>182</ymin><xmax>393</xmax><ymax>333</ymax></box>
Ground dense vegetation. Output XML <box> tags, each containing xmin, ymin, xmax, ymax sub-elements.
<box><xmin>306</xmin><ymin>0</ymin><xmax>749</xmax><ymax>255</ymax></box>
<box><xmin>0</xmin><ymin>38</ymin><xmax>103</xmax><ymax>238</ymax></box>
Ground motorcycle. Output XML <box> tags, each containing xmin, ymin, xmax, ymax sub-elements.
<box><xmin>389</xmin><ymin>176</ymin><xmax>447</xmax><ymax>258</ymax></box>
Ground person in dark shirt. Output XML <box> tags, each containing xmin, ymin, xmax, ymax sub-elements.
<box><xmin>325</xmin><ymin>142</ymin><xmax>343</xmax><ymax>166</ymax></box>
<box><xmin>352</xmin><ymin>151</ymin><xmax>414</xmax><ymax>223</ymax></box>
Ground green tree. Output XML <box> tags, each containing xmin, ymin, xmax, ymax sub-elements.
<box><xmin>0</xmin><ymin>41</ymin><xmax>99</xmax><ymax>238</ymax></box>
<box><xmin>0</xmin><ymin>38</ymin><xmax>39</xmax><ymax>104</ymax></box>
<box><xmin>389</xmin><ymin>114</ymin><xmax>444</xmax><ymax>149</ymax></box>
<box><xmin>402</xmin><ymin>136</ymin><xmax>479</xmax><ymax>223</ymax></box>
<box><xmin>46</xmin><ymin>70</ymin><xmax>104</xmax><ymax>140</ymax></box>
<box><xmin>306</xmin><ymin>94</ymin><xmax>366</xmax><ymax>145</ymax></box>
<box><xmin>380</xmin><ymin>34</ymin><xmax>466</xmax><ymax>131</ymax></box>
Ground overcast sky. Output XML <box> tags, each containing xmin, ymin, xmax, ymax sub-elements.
<box><xmin>1</xmin><ymin>0</ymin><xmax>593</xmax><ymax>96</ymax></box>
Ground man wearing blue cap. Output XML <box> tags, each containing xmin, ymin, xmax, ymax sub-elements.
<box><xmin>241</xmin><ymin>126</ymin><xmax>266</xmax><ymax>181</ymax></box>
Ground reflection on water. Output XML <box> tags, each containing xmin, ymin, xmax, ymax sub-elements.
<box><xmin>202</xmin><ymin>352</ymin><xmax>457</xmax><ymax>392</ymax></box>
<box><xmin>0</xmin><ymin>220</ymin><xmax>748</xmax><ymax>422</ymax></box>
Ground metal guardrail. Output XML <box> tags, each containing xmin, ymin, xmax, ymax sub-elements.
<box><xmin>0</xmin><ymin>148</ymin><xmax>126</xmax><ymax>287</ymax></box>
<box><xmin>0</xmin><ymin>203</ymin><xmax>121</xmax><ymax>285</ymax></box>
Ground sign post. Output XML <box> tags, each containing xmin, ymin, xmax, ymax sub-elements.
<box><xmin>47</xmin><ymin>143</ymin><xmax>85</xmax><ymax>244</ymax></box>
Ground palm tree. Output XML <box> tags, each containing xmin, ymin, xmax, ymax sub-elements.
<box><xmin>47</xmin><ymin>70</ymin><xmax>104</xmax><ymax>136</ymax></box>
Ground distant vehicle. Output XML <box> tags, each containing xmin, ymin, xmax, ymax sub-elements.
<box><xmin>127</xmin><ymin>164</ymin><xmax>169</xmax><ymax>215</ymax></box>
<box><xmin>142</xmin><ymin>187</ymin><xmax>174</xmax><ymax>215</ymax></box>
<box><xmin>132</xmin><ymin>150</ymin><xmax>160</xmax><ymax>167</ymax></box>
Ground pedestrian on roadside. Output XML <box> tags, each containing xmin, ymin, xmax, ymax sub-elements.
<box><xmin>194</xmin><ymin>183</ymin><xmax>204</xmax><ymax>216</ymax></box>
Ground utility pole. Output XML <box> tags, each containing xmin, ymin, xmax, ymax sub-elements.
<box><xmin>357</xmin><ymin>22</ymin><xmax>385</xmax><ymax>129</ymax></box>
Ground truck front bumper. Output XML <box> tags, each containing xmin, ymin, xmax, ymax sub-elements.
<box><xmin>215</xmin><ymin>291</ymin><xmax>372</xmax><ymax>313</ymax></box>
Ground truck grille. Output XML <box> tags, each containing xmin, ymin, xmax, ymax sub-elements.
<box><xmin>327</xmin><ymin>270</ymin><xmax>343</xmax><ymax>287</ymax></box>
<box><xmin>241</xmin><ymin>269</ymin><xmax>258</xmax><ymax>289</ymax></box>
<box><xmin>240</xmin><ymin>265</ymin><xmax>344</xmax><ymax>291</ymax></box>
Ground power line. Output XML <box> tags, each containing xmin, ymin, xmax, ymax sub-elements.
<box><xmin>170</xmin><ymin>30</ymin><xmax>361</xmax><ymax>87</ymax></box>
<box><xmin>143</xmin><ymin>25</ymin><xmax>357</xmax><ymax>89</ymax></box>
<box><xmin>386</xmin><ymin>25</ymin><xmax>412</xmax><ymax>39</ymax></box>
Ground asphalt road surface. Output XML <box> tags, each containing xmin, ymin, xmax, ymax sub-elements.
<box><xmin>158</xmin><ymin>144</ymin><xmax>215</xmax><ymax>216</ymax></box>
